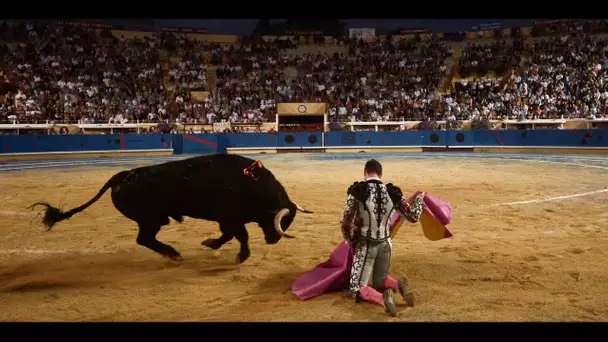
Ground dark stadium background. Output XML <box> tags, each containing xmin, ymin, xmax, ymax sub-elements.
<box><xmin>6</xmin><ymin>19</ymin><xmax>542</xmax><ymax>35</ymax></box>
<box><xmin>152</xmin><ymin>19</ymin><xmax>541</xmax><ymax>35</ymax></box>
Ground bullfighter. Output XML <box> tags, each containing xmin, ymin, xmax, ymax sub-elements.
<box><xmin>341</xmin><ymin>159</ymin><xmax>425</xmax><ymax>317</ymax></box>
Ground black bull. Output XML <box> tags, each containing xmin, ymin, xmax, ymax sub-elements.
<box><xmin>31</xmin><ymin>154</ymin><xmax>313</xmax><ymax>264</ymax></box>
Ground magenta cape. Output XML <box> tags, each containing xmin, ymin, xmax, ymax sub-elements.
<box><xmin>292</xmin><ymin>191</ymin><xmax>453</xmax><ymax>301</ymax></box>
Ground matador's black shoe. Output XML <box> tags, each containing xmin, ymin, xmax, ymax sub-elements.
<box><xmin>383</xmin><ymin>289</ymin><xmax>399</xmax><ymax>317</ymax></box>
<box><xmin>398</xmin><ymin>277</ymin><xmax>415</xmax><ymax>307</ymax></box>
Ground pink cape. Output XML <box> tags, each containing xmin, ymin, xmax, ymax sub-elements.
<box><xmin>292</xmin><ymin>191</ymin><xmax>453</xmax><ymax>301</ymax></box>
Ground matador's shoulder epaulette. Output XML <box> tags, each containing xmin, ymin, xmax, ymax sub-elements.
<box><xmin>385</xmin><ymin>183</ymin><xmax>404</xmax><ymax>204</ymax></box>
<box><xmin>347</xmin><ymin>181</ymin><xmax>370</xmax><ymax>202</ymax></box>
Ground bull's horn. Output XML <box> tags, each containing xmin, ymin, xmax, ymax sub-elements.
<box><xmin>274</xmin><ymin>208</ymin><xmax>295</xmax><ymax>239</ymax></box>
<box><xmin>293</xmin><ymin>202</ymin><xmax>313</xmax><ymax>213</ymax></box>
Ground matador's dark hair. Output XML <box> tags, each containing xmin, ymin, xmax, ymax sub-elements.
<box><xmin>364</xmin><ymin>159</ymin><xmax>382</xmax><ymax>177</ymax></box>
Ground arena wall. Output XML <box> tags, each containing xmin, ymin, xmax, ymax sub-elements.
<box><xmin>0</xmin><ymin>134</ymin><xmax>174</xmax><ymax>160</ymax></box>
<box><xmin>325</xmin><ymin>131</ymin><xmax>423</xmax><ymax>147</ymax></box>
<box><xmin>1</xmin><ymin>129</ymin><xmax>608</xmax><ymax>159</ymax></box>
<box><xmin>277</xmin><ymin>132</ymin><xmax>323</xmax><ymax>149</ymax></box>
<box><xmin>180</xmin><ymin>134</ymin><xmax>219</xmax><ymax>155</ymax></box>
<box><xmin>471</xmin><ymin>129</ymin><xmax>604</xmax><ymax>147</ymax></box>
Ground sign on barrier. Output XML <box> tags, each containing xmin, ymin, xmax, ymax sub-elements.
<box><xmin>277</xmin><ymin>132</ymin><xmax>323</xmax><ymax>148</ymax></box>
<box><xmin>421</xmin><ymin>131</ymin><xmax>447</xmax><ymax>147</ymax></box>
<box><xmin>447</xmin><ymin>131</ymin><xmax>474</xmax><ymax>147</ymax></box>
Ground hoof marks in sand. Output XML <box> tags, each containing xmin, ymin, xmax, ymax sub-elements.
<box><xmin>165</xmin><ymin>255</ymin><xmax>184</xmax><ymax>267</ymax></box>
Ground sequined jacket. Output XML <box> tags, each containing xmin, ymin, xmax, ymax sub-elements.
<box><xmin>340</xmin><ymin>179</ymin><xmax>424</xmax><ymax>243</ymax></box>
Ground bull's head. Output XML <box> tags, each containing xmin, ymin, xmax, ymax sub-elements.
<box><xmin>263</xmin><ymin>201</ymin><xmax>313</xmax><ymax>244</ymax></box>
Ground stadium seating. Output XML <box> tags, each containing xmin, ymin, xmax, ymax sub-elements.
<box><xmin>1</xmin><ymin>20</ymin><xmax>607</xmax><ymax>127</ymax></box>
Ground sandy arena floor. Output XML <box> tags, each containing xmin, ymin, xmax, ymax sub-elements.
<box><xmin>0</xmin><ymin>152</ymin><xmax>607</xmax><ymax>322</ymax></box>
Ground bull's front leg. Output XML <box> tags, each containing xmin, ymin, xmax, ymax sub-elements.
<box><xmin>233</xmin><ymin>225</ymin><xmax>250</xmax><ymax>264</ymax></box>
<box><xmin>201</xmin><ymin>223</ymin><xmax>234</xmax><ymax>250</ymax></box>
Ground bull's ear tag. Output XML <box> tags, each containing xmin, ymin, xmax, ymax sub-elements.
<box><xmin>243</xmin><ymin>160</ymin><xmax>264</xmax><ymax>181</ymax></box>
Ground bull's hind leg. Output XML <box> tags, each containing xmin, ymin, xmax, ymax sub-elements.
<box><xmin>201</xmin><ymin>223</ymin><xmax>234</xmax><ymax>250</ymax></box>
<box><xmin>136</xmin><ymin>222</ymin><xmax>183</xmax><ymax>261</ymax></box>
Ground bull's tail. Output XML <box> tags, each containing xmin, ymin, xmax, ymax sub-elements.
<box><xmin>30</xmin><ymin>170</ymin><xmax>130</xmax><ymax>231</ymax></box>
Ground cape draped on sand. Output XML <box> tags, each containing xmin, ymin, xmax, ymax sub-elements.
<box><xmin>292</xmin><ymin>191</ymin><xmax>453</xmax><ymax>301</ymax></box>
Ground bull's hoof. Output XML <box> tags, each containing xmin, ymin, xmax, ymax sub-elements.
<box><xmin>236</xmin><ymin>251</ymin><xmax>250</xmax><ymax>264</ymax></box>
<box><xmin>201</xmin><ymin>238</ymin><xmax>221</xmax><ymax>250</ymax></box>
<box><xmin>170</xmin><ymin>255</ymin><xmax>184</xmax><ymax>262</ymax></box>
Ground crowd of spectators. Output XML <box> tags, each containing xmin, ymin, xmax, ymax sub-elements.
<box><xmin>209</xmin><ymin>36</ymin><xmax>453</xmax><ymax>124</ymax></box>
<box><xmin>458</xmin><ymin>37</ymin><xmax>525</xmax><ymax>78</ymax></box>
<box><xmin>439</xmin><ymin>20</ymin><xmax>608</xmax><ymax>121</ymax></box>
<box><xmin>0</xmin><ymin>21</ymin><xmax>170</xmax><ymax>124</ymax></box>
<box><xmin>0</xmin><ymin>21</ymin><xmax>455</xmax><ymax>125</ymax></box>
<box><xmin>2</xmin><ymin>19</ymin><xmax>608</xmax><ymax>128</ymax></box>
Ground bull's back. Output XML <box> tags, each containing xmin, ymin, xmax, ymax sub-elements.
<box><xmin>114</xmin><ymin>154</ymin><xmax>284</xmax><ymax>221</ymax></box>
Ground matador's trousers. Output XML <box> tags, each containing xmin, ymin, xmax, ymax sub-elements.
<box><xmin>349</xmin><ymin>238</ymin><xmax>392</xmax><ymax>297</ymax></box>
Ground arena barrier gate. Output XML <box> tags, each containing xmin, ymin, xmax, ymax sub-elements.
<box><xmin>1</xmin><ymin>130</ymin><xmax>608</xmax><ymax>159</ymax></box>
